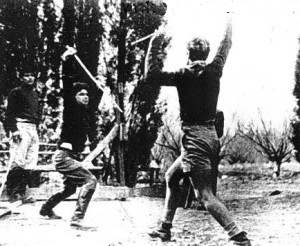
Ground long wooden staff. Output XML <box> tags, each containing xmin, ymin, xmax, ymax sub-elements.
<box><xmin>61</xmin><ymin>46</ymin><xmax>123</xmax><ymax>113</ymax></box>
<box><xmin>84</xmin><ymin>124</ymin><xmax>119</xmax><ymax>163</ymax></box>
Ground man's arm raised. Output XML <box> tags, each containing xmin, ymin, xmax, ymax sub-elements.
<box><xmin>211</xmin><ymin>14</ymin><xmax>233</xmax><ymax>75</ymax></box>
<box><xmin>145</xmin><ymin>30</ymin><xmax>180</xmax><ymax>87</ymax></box>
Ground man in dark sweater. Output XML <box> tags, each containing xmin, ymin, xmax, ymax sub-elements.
<box><xmin>148</xmin><ymin>17</ymin><xmax>251</xmax><ymax>245</ymax></box>
<box><xmin>4</xmin><ymin>70</ymin><xmax>40</xmax><ymax>203</ymax></box>
<box><xmin>40</xmin><ymin>81</ymin><xmax>102</xmax><ymax>227</ymax></box>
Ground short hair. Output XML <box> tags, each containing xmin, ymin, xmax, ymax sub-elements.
<box><xmin>19</xmin><ymin>68</ymin><xmax>35</xmax><ymax>77</ymax></box>
<box><xmin>187</xmin><ymin>38</ymin><xmax>210</xmax><ymax>61</ymax></box>
<box><xmin>73</xmin><ymin>82</ymin><xmax>90</xmax><ymax>95</ymax></box>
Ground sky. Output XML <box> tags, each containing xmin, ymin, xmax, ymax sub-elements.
<box><xmin>53</xmin><ymin>0</ymin><xmax>300</xmax><ymax>129</ymax></box>
<box><xmin>158</xmin><ymin>0</ymin><xmax>300</xmax><ymax>129</ymax></box>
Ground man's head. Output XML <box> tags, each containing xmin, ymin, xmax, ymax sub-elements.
<box><xmin>73</xmin><ymin>82</ymin><xmax>89</xmax><ymax>106</ymax></box>
<box><xmin>187</xmin><ymin>38</ymin><xmax>210</xmax><ymax>62</ymax></box>
<box><xmin>21</xmin><ymin>71</ymin><xmax>35</xmax><ymax>85</ymax></box>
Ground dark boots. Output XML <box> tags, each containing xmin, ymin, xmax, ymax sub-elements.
<box><xmin>148</xmin><ymin>222</ymin><xmax>172</xmax><ymax>241</ymax></box>
<box><xmin>40</xmin><ymin>204</ymin><xmax>62</xmax><ymax>220</ymax></box>
<box><xmin>6</xmin><ymin>167</ymin><xmax>36</xmax><ymax>203</ymax></box>
<box><xmin>70</xmin><ymin>188</ymin><xmax>96</xmax><ymax>227</ymax></box>
<box><xmin>229</xmin><ymin>231</ymin><xmax>252</xmax><ymax>246</ymax></box>
<box><xmin>39</xmin><ymin>187</ymin><xmax>76</xmax><ymax>220</ymax></box>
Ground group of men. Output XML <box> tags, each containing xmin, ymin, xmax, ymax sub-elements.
<box><xmin>3</xmin><ymin>65</ymin><xmax>102</xmax><ymax>226</ymax></box>
<box><xmin>2</xmin><ymin>14</ymin><xmax>252</xmax><ymax>245</ymax></box>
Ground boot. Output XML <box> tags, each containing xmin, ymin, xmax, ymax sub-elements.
<box><xmin>73</xmin><ymin>187</ymin><xmax>95</xmax><ymax>220</ymax></box>
<box><xmin>40</xmin><ymin>204</ymin><xmax>62</xmax><ymax>220</ymax></box>
<box><xmin>6</xmin><ymin>167</ymin><xmax>26</xmax><ymax>200</ymax></box>
<box><xmin>148</xmin><ymin>222</ymin><xmax>172</xmax><ymax>241</ymax></box>
<box><xmin>229</xmin><ymin>231</ymin><xmax>252</xmax><ymax>246</ymax></box>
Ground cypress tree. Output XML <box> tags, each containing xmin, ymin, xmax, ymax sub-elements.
<box><xmin>0</xmin><ymin>0</ymin><xmax>40</xmax><ymax>96</ymax></box>
<box><xmin>292</xmin><ymin>37</ymin><xmax>300</xmax><ymax>161</ymax></box>
<box><xmin>118</xmin><ymin>1</ymin><xmax>167</xmax><ymax>186</ymax></box>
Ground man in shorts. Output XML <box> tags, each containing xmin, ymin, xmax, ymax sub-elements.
<box><xmin>148</xmin><ymin>16</ymin><xmax>251</xmax><ymax>246</ymax></box>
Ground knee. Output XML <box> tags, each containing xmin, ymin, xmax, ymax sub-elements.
<box><xmin>86</xmin><ymin>176</ymin><xmax>97</xmax><ymax>190</ymax></box>
<box><xmin>199</xmin><ymin>189</ymin><xmax>215</xmax><ymax>204</ymax></box>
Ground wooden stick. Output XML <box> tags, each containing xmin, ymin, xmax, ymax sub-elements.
<box><xmin>131</xmin><ymin>33</ymin><xmax>155</xmax><ymax>45</ymax></box>
<box><xmin>65</xmin><ymin>46</ymin><xmax>123</xmax><ymax>113</ymax></box>
<box><xmin>84</xmin><ymin>124</ymin><xmax>119</xmax><ymax>163</ymax></box>
<box><xmin>0</xmin><ymin>201</ymin><xmax>22</xmax><ymax>218</ymax></box>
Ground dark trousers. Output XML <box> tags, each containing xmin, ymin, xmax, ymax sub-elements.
<box><xmin>43</xmin><ymin>150</ymin><xmax>97</xmax><ymax>220</ymax></box>
<box><xmin>6</xmin><ymin>166</ymin><xmax>28</xmax><ymax>198</ymax></box>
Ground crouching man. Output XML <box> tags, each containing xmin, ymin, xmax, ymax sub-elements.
<box><xmin>40</xmin><ymin>81</ymin><xmax>102</xmax><ymax>228</ymax></box>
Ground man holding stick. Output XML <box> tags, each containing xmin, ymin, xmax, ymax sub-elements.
<box><xmin>40</xmin><ymin>81</ymin><xmax>102</xmax><ymax>226</ymax></box>
<box><xmin>147</xmin><ymin>16</ymin><xmax>252</xmax><ymax>245</ymax></box>
<box><xmin>40</xmin><ymin>48</ymin><xmax>103</xmax><ymax>227</ymax></box>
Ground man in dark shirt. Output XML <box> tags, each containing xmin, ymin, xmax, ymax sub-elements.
<box><xmin>4</xmin><ymin>70</ymin><xmax>40</xmax><ymax>203</ymax></box>
<box><xmin>40</xmin><ymin>81</ymin><xmax>103</xmax><ymax>228</ymax></box>
<box><xmin>148</xmin><ymin>17</ymin><xmax>252</xmax><ymax>245</ymax></box>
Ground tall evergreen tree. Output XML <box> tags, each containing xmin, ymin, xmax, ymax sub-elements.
<box><xmin>37</xmin><ymin>0</ymin><xmax>62</xmax><ymax>141</ymax></box>
<box><xmin>39</xmin><ymin>0</ymin><xmax>61</xmax><ymax>88</ymax></box>
<box><xmin>0</xmin><ymin>0</ymin><xmax>40</xmax><ymax>97</ymax></box>
<box><xmin>104</xmin><ymin>0</ymin><xmax>168</xmax><ymax>186</ymax></box>
<box><xmin>292</xmin><ymin>37</ymin><xmax>300</xmax><ymax>161</ymax></box>
<box><xmin>0</xmin><ymin>0</ymin><xmax>41</xmax><ymax>124</ymax></box>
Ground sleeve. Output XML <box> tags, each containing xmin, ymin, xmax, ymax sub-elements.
<box><xmin>89</xmin><ymin>85</ymin><xmax>103</xmax><ymax>112</ymax></box>
<box><xmin>145</xmin><ymin>30</ymin><xmax>181</xmax><ymax>86</ymax></box>
<box><xmin>210</xmin><ymin>20</ymin><xmax>232</xmax><ymax>78</ymax></box>
<box><xmin>147</xmin><ymin>67</ymin><xmax>182</xmax><ymax>86</ymax></box>
<box><xmin>4</xmin><ymin>90</ymin><xmax>19</xmax><ymax>135</ymax></box>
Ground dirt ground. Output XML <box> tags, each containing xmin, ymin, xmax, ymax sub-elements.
<box><xmin>1</xmin><ymin>162</ymin><xmax>300</xmax><ymax>246</ymax></box>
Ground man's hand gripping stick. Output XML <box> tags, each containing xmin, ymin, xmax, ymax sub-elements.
<box><xmin>61</xmin><ymin>46</ymin><xmax>123</xmax><ymax>113</ymax></box>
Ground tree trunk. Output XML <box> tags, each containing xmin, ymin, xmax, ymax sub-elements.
<box><xmin>272</xmin><ymin>161</ymin><xmax>281</xmax><ymax>178</ymax></box>
<box><xmin>115</xmin><ymin>0</ymin><xmax>127</xmax><ymax>186</ymax></box>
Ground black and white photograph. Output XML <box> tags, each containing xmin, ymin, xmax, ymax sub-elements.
<box><xmin>0</xmin><ymin>0</ymin><xmax>300</xmax><ymax>245</ymax></box>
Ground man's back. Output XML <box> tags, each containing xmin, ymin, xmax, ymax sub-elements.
<box><xmin>175</xmin><ymin>62</ymin><xmax>222</xmax><ymax>124</ymax></box>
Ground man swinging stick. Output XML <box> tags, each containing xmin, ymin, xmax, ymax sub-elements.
<box><xmin>40</xmin><ymin>47</ymin><xmax>118</xmax><ymax>228</ymax></box>
<box><xmin>147</xmin><ymin>15</ymin><xmax>252</xmax><ymax>246</ymax></box>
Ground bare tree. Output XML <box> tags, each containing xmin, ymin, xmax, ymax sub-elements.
<box><xmin>219</xmin><ymin>128</ymin><xmax>238</xmax><ymax>161</ymax></box>
<box><xmin>238</xmin><ymin>118</ymin><xmax>293</xmax><ymax>177</ymax></box>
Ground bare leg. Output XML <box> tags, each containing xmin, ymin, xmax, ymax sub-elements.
<box><xmin>211</xmin><ymin>142</ymin><xmax>221</xmax><ymax>196</ymax></box>
<box><xmin>191</xmin><ymin>169</ymin><xmax>241</xmax><ymax>237</ymax></box>
<box><xmin>149</xmin><ymin>156</ymin><xmax>184</xmax><ymax>241</ymax></box>
<box><xmin>161</xmin><ymin>156</ymin><xmax>184</xmax><ymax>224</ymax></box>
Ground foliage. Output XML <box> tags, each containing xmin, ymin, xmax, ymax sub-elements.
<box><xmin>292</xmin><ymin>37</ymin><xmax>300</xmax><ymax>162</ymax></box>
<box><xmin>0</xmin><ymin>0</ymin><xmax>40</xmax><ymax>96</ymax></box>
<box><xmin>0</xmin><ymin>0</ymin><xmax>169</xmax><ymax>186</ymax></box>
<box><xmin>61</xmin><ymin>0</ymin><xmax>104</xmax><ymax>149</ymax></box>
<box><xmin>100</xmin><ymin>0</ymin><xmax>168</xmax><ymax>186</ymax></box>
<box><xmin>38</xmin><ymin>0</ymin><xmax>63</xmax><ymax>143</ymax></box>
